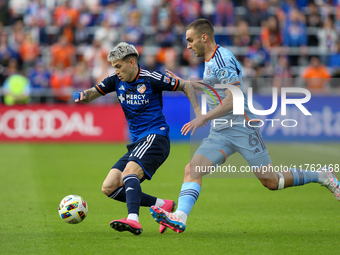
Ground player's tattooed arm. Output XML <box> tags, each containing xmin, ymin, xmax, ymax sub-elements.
<box><xmin>177</xmin><ymin>80</ymin><xmax>202</xmax><ymax>117</ymax></box>
<box><xmin>81</xmin><ymin>87</ymin><xmax>102</xmax><ymax>103</ymax></box>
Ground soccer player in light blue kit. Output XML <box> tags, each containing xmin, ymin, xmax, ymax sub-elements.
<box><xmin>150</xmin><ymin>19</ymin><xmax>340</xmax><ymax>233</ymax></box>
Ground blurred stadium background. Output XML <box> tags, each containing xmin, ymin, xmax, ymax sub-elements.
<box><xmin>0</xmin><ymin>0</ymin><xmax>340</xmax><ymax>142</ymax></box>
<box><xmin>1</xmin><ymin>2</ymin><xmax>340</xmax><ymax>254</ymax></box>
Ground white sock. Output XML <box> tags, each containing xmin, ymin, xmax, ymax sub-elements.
<box><xmin>155</xmin><ymin>198</ymin><xmax>165</xmax><ymax>207</ymax></box>
<box><xmin>318</xmin><ymin>170</ymin><xmax>328</xmax><ymax>184</ymax></box>
<box><xmin>127</xmin><ymin>213</ymin><xmax>139</xmax><ymax>222</ymax></box>
<box><xmin>175</xmin><ymin>210</ymin><xmax>188</xmax><ymax>224</ymax></box>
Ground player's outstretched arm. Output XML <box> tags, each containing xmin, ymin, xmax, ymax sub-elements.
<box><xmin>176</xmin><ymin>79</ymin><xmax>202</xmax><ymax>118</ymax></box>
<box><xmin>181</xmin><ymin>85</ymin><xmax>239</xmax><ymax>136</ymax></box>
<box><xmin>73</xmin><ymin>87</ymin><xmax>102</xmax><ymax>103</ymax></box>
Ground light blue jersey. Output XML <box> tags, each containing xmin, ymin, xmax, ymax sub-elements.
<box><xmin>203</xmin><ymin>45</ymin><xmax>258</xmax><ymax>130</ymax></box>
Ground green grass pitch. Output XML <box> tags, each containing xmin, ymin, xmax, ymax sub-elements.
<box><xmin>0</xmin><ymin>143</ymin><xmax>339</xmax><ymax>255</ymax></box>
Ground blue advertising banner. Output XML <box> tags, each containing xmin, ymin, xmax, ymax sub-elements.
<box><xmin>162</xmin><ymin>94</ymin><xmax>340</xmax><ymax>142</ymax></box>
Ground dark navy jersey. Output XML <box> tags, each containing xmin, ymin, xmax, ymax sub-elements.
<box><xmin>95</xmin><ymin>66</ymin><xmax>179</xmax><ymax>142</ymax></box>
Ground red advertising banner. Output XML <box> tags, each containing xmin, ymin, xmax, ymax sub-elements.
<box><xmin>0</xmin><ymin>104</ymin><xmax>127</xmax><ymax>142</ymax></box>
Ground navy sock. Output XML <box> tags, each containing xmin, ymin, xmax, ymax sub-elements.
<box><xmin>122</xmin><ymin>174</ymin><xmax>142</xmax><ymax>215</ymax></box>
<box><xmin>108</xmin><ymin>187</ymin><xmax>157</xmax><ymax>206</ymax></box>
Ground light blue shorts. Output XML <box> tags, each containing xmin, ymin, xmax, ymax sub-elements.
<box><xmin>194</xmin><ymin>124</ymin><xmax>271</xmax><ymax>169</ymax></box>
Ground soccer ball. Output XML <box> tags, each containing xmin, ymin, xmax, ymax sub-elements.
<box><xmin>58</xmin><ymin>195</ymin><xmax>88</xmax><ymax>224</ymax></box>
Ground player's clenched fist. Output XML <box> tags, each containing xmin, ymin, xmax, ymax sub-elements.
<box><xmin>73</xmin><ymin>90</ymin><xmax>86</xmax><ymax>102</ymax></box>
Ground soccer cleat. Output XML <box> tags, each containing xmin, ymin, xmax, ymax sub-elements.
<box><xmin>321</xmin><ymin>167</ymin><xmax>340</xmax><ymax>201</ymax></box>
<box><xmin>110</xmin><ymin>218</ymin><xmax>143</xmax><ymax>235</ymax></box>
<box><xmin>150</xmin><ymin>206</ymin><xmax>186</xmax><ymax>233</ymax></box>
<box><xmin>159</xmin><ymin>200</ymin><xmax>177</xmax><ymax>234</ymax></box>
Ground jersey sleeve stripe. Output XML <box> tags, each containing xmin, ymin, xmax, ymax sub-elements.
<box><xmin>140</xmin><ymin>70</ymin><xmax>162</xmax><ymax>79</ymax></box>
<box><xmin>172</xmin><ymin>79</ymin><xmax>179</xmax><ymax>91</ymax></box>
<box><xmin>95</xmin><ymin>85</ymin><xmax>106</xmax><ymax>95</ymax></box>
<box><xmin>140</xmin><ymin>69</ymin><xmax>162</xmax><ymax>78</ymax></box>
<box><xmin>140</xmin><ymin>72</ymin><xmax>162</xmax><ymax>80</ymax></box>
<box><xmin>214</xmin><ymin>51</ymin><xmax>223</xmax><ymax>69</ymax></box>
<box><xmin>216</xmin><ymin>50</ymin><xmax>226</xmax><ymax>66</ymax></box>
<box><xmin>230</xmin><ymin>81</ymin><xmax>241</xmax><ymax>86</ymax></box>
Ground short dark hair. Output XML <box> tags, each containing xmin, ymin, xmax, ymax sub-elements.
<box><xmin>122</xmin><ymin>53</ymin><xmax>138</xmax><ymax>63</ymax></box>
<box><xmin>186</xmin><ymin>19</ymin><xmax>214</xmax><ymax>39</ymax></box>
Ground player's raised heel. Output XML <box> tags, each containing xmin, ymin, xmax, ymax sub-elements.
<box><xmin>159</xmin><ymin>200</ymin><xmax>177</xmax><ymax>234</ymax></box>
<box><xmin>110</xmin><ymin>218</ymin><xmax>143</xmax><ymax>235</ymax></box>
<box><xmin>150</xmin><ymin>206</ymin><xmax>186</xmax><ymax>233</ymax></box>
<box><xmin>321</xmin><ymin>167</ymin><xmax>340</xmax><ymax>201</ymax></box>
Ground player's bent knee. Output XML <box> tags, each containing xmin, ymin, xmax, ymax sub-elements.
<box><xmin>101</xmin><ymin>185</ymin><xmax>112</xmax><ymax>196</ymax></box>
<box><xmin>102</xmin><ymin>177</ymin><xmax>123</xmax><ymax>196</ymax></box>
<box><xmin>260</xmin><ymin>178</ymin><xmax>279</xmax><ymax>190</ymax></box>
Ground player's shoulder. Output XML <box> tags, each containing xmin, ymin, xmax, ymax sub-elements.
<box><xmin>214</xmin><ymin>46</ymin><xmax>240</xmax><ymax>69</ymax></box>
<box><xmin>139</xmin><ymin>68</ymin><xmax>164</xmax><ymax>81</ymax></box>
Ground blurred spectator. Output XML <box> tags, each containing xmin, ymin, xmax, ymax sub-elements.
<box><xmin>53</xmin><ymin>0</ymin><xmax>79</xmax><ymax>28</ymax></box>
<box><xmin>29</xmin><ymin>60</ymin><xmax>50</xmax><ymax>103</ymax></box>
<box><xmin>281</xmin><ymin>0</ymin><xmax>297</xmax><ymax>15</ymax></box>
<box><xmin>179</xmin><ymin>0</ymin><xmax>201</xmax><ymax>25</ymax></box>
<box><xmin>74</xmin><ymin>21</ymin><xmax>92</xmax><ymax>48</ymax></box>
<box><xmin>135</xmin><ymin>0</ymin><xmax>158</xmax><ymax>27</ymax></box>
<box><xmin>50</xmin><ymin>63</ymin><xmax>73</xmax><ymax>103</ymax></box>
<box><xmin>8</xmin><ymin>19</ymin><xmax>25</xmax><ymax>52</ymax></box>
<box><xmin>94</xmin><ymin>19</ymin><xmax>119</xmax><ymax>51</ymax></box>
<box><xmin>156</xmin><ymin>17</ymin><xmax>177</xmax><ymax>47</ymax></box>
<box><xmin>302</xmin><ymin>56</ymin><xmax>331</xmax><ymax>94</ymax></box>
<box><xmin>283</xmin><ymin>8</ymin><xmax>307</xmax><ymax>47</ymax></box>
<box><xmin>151</xmin><ymin>0</ymin><xmax>180</xmax><ymax>30</ymax></box>
<box><xmin>328</xmin><ymin>42</ymin><xmax>340</xmax><ymax>91</ymax></box>
<box><xmin>213</xmin><ymin>0</ymin><xmax>234</xmax><ymax>45</ymax></box>
<box><xmin>306</xmin><ymin>2</ymin><xmax>322</xmax><ymax>47</ymax></box>
<box><xmin>97</xmin><ymin>2</ymin><xmax>122</xmax><ymax>27</ymax></box>
<box><xmin>123</xmin><ymin>11</ymin><xmax>144</xmax><ymax>47</ymax></box>
<box><xmin>0</xmin><ymin>1</ymin><xmax>11</xmax><ymax>26</ymax></box>
<box><xmin>201</xmin><ymin>0</ymin><xmax>215</xmax><ymax>23</ymax></box>
<box><xmin>317</xmin><ymin>17</ymin><xmax>338</xmax><ymax>64</ymax></box>
<box><xmin>261</xmin><ymin>16</ymin><xmax>282</xmax><ymax>49</ymax></box>
<box><xmin>214</xmin><ymin>0</ymin><xmax>234</xmax><ymax>27</ymax></box>
<box><xmin>50</xmin><ymin>35</ymin><xmax>76</xmax><ymax>69</ymax></box>
<box><xmin>3</xmin><ymin>58</ymin><xmax>31</xmax><ymax>105</ymax></box>
<box><xmin>329</xmin><ymin>42</ymin><xmax>340</xmax><ymax>73</ymax></box>
<box><xmin>23</xmin><ymin>0</ymin><xmax>51</xmax><ymax>44</ymax></box>
<box><xmin>158</xmin><ymin>48</ymin><xmax>182</xmax><ymax>76</ymax></box>
<box><xmin>78</xmin><ymin>2</ymin><xmax>95</xmax><ymax>27</ymax></box>
<box><xmin>272</xmin><ymin>55</ymin><xmax>292</xmax><ymax>89</ymax></box>
<box><xmin>83</xmin><ymin>39</ymin><xmax>108</xmax><ymax>76</ymax></box>
<box><xmin>233</xmin><ymin>20</ymin><xmax>252</xmax><ymax>47</ymax></box>
<box><xmin>142</xmin><ymin>54</ymin><xmax>159</xmax><ymax>71</ymax></box>
<box><xmin>336</xmin><ymin>5</ymin><xmax>340</xmax><ymax>33</ymax></box>
<box><xmin>0</xmin><ymin>33</ymin><xmax>19</xmax><ymax>68</ymax></box>
<box><xmin>9</xmin><ymin>0</ymin><xmax>29</xmax><ymax>21</ymax></box>
<box><xmin>243</xmin><ymin>0</ymin><xmax>268</xmax><ymax>27</ymax></box>
<box><xmin>282</xmin><ymin>8</ymin><xmax>307</xmax><ymax>66</ymax></box>
<box><xmin>241</xmin><ymin>57</ymin><xmax>257</xmax><ymax>92</ymax></box>
<box><xmin>73</xmin><ymin>61</ymin><xmax>93</xmax><ymax>91</ymax></box>
<box><xmin>19</xmin><ymin>33</ymin><xmax>40</xmax><ymax>69</ymax></box>
<box><xmin>247</xmin><ymin>37</ymin><xmax>270</xmax><ymax>68</ymax></box>
<box><xmin>185</xmin><ymin>53</ymin><xmax>204</xmax><ymax>80</ymax></box>
<box><xmin>58</xmin><ymin>18</ymin><xmax>75</xmax><ymax>44</ymax></box>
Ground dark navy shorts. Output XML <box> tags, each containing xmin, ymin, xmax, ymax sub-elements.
<box><xmin>112</xmin><ymin>134</ymin><xmax>170</xmax><ymax>181</ymax></box>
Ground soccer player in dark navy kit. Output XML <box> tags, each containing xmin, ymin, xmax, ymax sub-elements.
<box><xmin>73</xmin><ymin>42</ymin><xmax>201</xmax><ymax>235</ymax></box>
